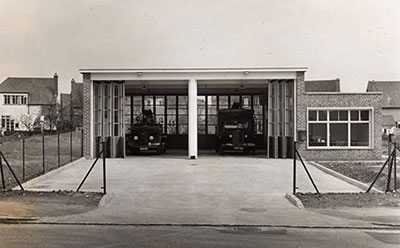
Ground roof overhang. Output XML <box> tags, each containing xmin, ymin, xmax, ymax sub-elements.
<box><xmin>79</xmin><ymin>67</ymin><xmax>307</xmax><ymax>81</ymax></box>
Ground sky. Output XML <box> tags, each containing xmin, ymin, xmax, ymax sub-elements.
<box><xmin>0</xmin><ymin>0</ymin><xmax>399</xmax><ymax>94</ymax></box>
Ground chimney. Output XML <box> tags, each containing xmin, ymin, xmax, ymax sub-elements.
<box><xmin>335</xmin><ymin>78</ymin><xmax>340</xmax><ymax>92</ymax></box>
<box><xmin>53</xmin><ymin>73</ymin><xmax>59</xmax><ymax>101</ymax></box>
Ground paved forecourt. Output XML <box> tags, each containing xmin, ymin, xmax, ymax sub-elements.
<box><xmin>21</xmin><ymin>153</ymin><xmax>363</xmax><ymax>226</ymax></box>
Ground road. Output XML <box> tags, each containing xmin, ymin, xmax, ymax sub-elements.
<box><xmin>0</xmin><ymin>224</ymin><xmax>399</xmax><ymax>247</ymax></box>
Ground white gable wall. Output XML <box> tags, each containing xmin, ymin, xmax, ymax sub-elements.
<box><xmin>0</xmin><ymin>93</ymin><xmax>47</xmax><ymax>132</ymax></box>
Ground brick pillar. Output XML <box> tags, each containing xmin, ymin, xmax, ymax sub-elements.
<box><xmin>82</xmin><ymin>73</ymin><xmax>92</xmax><ymax>158</ymax></box>
<box><xmin>295</xmin><ymin>71</ymin><xmax>306</xmax><ymax>153</ymax></box>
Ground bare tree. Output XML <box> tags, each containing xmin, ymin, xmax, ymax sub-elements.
<box><xmin>18</xmin><ymin>113</ymin><xmax>36</xmax><ymax>134</ymax></box>
<box><xmin>40</xmin><ymin>85</ymin><xmax>59</xmax><ymax>131</ymax></box>
<box><xmin>57</xmin><ymin>97</ymin><xmax>73</xmax><ymax>131</ymax></box>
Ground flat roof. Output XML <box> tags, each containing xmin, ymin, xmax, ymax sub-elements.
<box><xmin>80</xmin><ymin>67</ymin><xmax>308</xmax><ymax>74</ymax></box>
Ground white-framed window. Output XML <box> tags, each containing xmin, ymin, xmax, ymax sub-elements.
<box><xmin>1</xmin><ymin>115</ymin><xmax>14</xmax><ymax>131</ymax></box>
<box><xmin>307</xmin><ymin>108</ymin><xmax>372</xmax><ymax>149</ymax></box>
<box><xmin>12</xmin><ymin>95</ymin><xmax>17</xmax><ymax>104</ymax></box>
<box><xmin>21</xmin><ymin>96</ymin><xmax>27</xmax><ymax>104</ymax></box>
<box><xmin>4</xmin><ymin>95</ymin><xmax>10</xmax><ymax>104</ymax></box>
<box><xmin>3</xmin><ymin>95</ymin><xmax>27</xmax><ymax>105</ymax></box>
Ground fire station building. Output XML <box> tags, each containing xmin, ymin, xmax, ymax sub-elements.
<box><xmin>80</xmin><ymin>67</ymin><xmax>383</xmax><ymax>161</ymax></box>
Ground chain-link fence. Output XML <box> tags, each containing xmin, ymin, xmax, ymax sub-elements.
<box><xmin>0</xmin><ymin>130</ymin><xmax>83</xmax><ymax>190</ymax></box>
<box><xmin>293</xmin><ymin>142</ymin><xmax>400</xmax><ymax>194</ymax></box>
<box><xmin>77</xmin><ymin>141</ymin><xmax>107</xmax><ymax>194</ymax></box>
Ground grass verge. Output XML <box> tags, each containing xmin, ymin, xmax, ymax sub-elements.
<box><xmin>318</xmin><ymin>161</ymin><xmax>400</xmax><ymax>191</ymax></box>
<box><xmin>0</xmin><ymin>131</ymin><xmax>82</xmax><ymax>189</ymax></box>
<box><xmin>296</xmin><ymin>192</ymin><xmax>400</xmax><ymax>208</ymax></box>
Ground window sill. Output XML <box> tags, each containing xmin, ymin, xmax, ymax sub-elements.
<box><xmin>306</xmin><ymin>146</ymin><xmax>373</xmax><ymax>150</ymax></box>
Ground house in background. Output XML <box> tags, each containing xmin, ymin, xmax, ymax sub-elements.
<box><xmin>305</xmin><ymin>78</ymin><xmax>341</xmax><ymax>92</ymax></box>
<box><xmin>0</xmin><ymin>73</ymin><xmax>58</xmax><ymax>133</ymax></box>
<box><xmin>60</xmin><ymin>78</ymin><xmax>83</xmax><ymax>130</ymax></box>
<box><xmin>60</xmin><ymin>93</ymin><xmax>72</xmax><ymax>127</ymax></box>
<box><xmin>71</xmin><ymin>79</ymin><xmax>83</xmax><ymax>128</ymax></box>
<box><xmin>367</xmin><ymin>81</ymin><xmax>400</xmax><ymax>130</ymax></box>
<box><xmin>382</xmin><ymin>115</ymin><xmax>396</xmax><ymax>134</ymax></box>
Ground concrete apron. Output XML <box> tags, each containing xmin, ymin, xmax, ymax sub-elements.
<box><xmin>22</xmin><ymin>155</ymin><xmax>365</xmax><ymax>226</ymax></box>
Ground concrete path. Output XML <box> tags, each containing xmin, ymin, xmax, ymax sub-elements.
<box><xmin>21</xmin><ymin>154</ymin><xmax>366</xmax><ymax>226</ymax></box>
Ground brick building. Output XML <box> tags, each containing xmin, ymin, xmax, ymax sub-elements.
<box><xmin>366</xmin><ymin>81</ymin><xmax>400</xmax><ymax>128</ymax></box>
<box><xmin>80</xmin><ymin>68</ymin><xmax>382</xmax><ymax>161</ymax></box>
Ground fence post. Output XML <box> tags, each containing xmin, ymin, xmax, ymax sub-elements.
<box><xmin>394</xmin><ymin>143</ymin><xmax>397</xmax><ymax>192</ymax></box>
<box><xmin>81</xmin><ymin>129</ymin><xmax>84</xmax><ymax>157</ymax></box>
<box><xmin>103</xmin><ymin>141</ymin><xmax>106</xmax><ymax>194</ymax></box>
<box><xmin>388</xmin><ymin>134</ymin><xmax>393</xmax><ymax>156</ymax></box>
<box><xmin>293</xmin><ymin>141</ymin><xmax>297</xmax><ymax>194</ymax></box>
<box><xmin>367</xmin><ymin>149</ymin><xmax>395</xmax><ymax>192</ymax></box>
<box><xmin>386</xmin><ymin>152</ymin><xmax>394</xmax><ymax>192</ymax></box>
<box><xmin>70</xmin><ymin>131</ymin><xmax>73</xmax><ymax>163</ymax></box>
<box><xmin>0</xmin><ymin>154</ymin><xmax>5</xmax><ymax>189</ymax></box>
<box><xmin>57</xmin><ymin>132</ymin><xmax>60</xmax><ymax>167</ymax></box>
<box><xmin>1</xmin><ymin>152</ymin><xmax>24</xmax><ymax>190</ymax></box>
<box><xmin>42</xmin><ymin>133</ymin><xmax>45</xmax><ymax>174</ymax></box>
<box><xmin>22</xmin><ymin>139</ymin><xmax>25</xmax><ymax>181</ymax></box>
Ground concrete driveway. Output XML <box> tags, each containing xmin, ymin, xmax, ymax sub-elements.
<box><xmin>21</xmin><ymin>154</ymin><xmax>363</xmax><ymax>226</ymax></box>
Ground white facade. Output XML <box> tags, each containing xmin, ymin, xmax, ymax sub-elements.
<box><xmin>0</xmin><ymin>93</ymin><xmax>43</xmax><ymax>132</ymax></box>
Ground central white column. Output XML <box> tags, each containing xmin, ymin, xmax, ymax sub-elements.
<box><xmin>188</xmin><ymin>79</ymin><xmax>198</xmax><ymax>159</ymax></box>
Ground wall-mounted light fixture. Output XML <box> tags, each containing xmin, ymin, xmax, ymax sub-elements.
<box><xmin>239</xmin><ymin>84</ymin><xmax>245</xmax><ymax>90</ymax></box>
<box><xmin>142</xmin><ymin>85</ymin><xmax>147</xmax><ymax>90</ymax></box>
<box><xmin>137</xmin><ymin>72</ymin><xmax>143</xmax><ymax>76</ymax></box>
<box><xmin>243</xmin><ymin>71</ymin><xmax>249</xmax><ymax>75</ymax></box>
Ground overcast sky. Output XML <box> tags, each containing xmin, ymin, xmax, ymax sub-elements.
<box><xmin>0</xmin><ymin>0</ymin><xmax>399</xmax><ymax>93</ymax></box>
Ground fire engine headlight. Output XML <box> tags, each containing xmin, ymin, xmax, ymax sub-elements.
<box><xmin>133</xmin><ymin>136</ymin><xmax>139</xmax><ymax>141</ymax></box>
<box><xmin>229</xmin><ymin>134</ymin><xmax>232</xmax><ymax>138</ymax></box>
<box><xmin>149</xmin><ymin>136</ymin><xmax>154</xmax><ymax>141</ymax></box>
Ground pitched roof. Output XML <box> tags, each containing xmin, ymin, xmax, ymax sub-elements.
<box><xmin>366</xmin><ymin>81</ymin><xmax>400</xmax><ymax>108</ymax></box>
<box><xmin>382</xmin><ymin>115</ymin><xmax>396</xmax><ymax>127</ymax></box>
<box><xmin>60</xmin><ymin>93</ymin><xmax>71</xmax><ymax>108</ymax></box>
<box><xmin>60</xmin><ymin>93</ymin><xmax>72</xmax><ymax>121</ymax></box>
<box><xmin>70</xmin><ymin>80</ymin><xmax>83</xmax><ymax>108</ymax></box>
<box><xmin>305</xmin><ymin>79</ymin><xmax>340</xmax><ymax>92</ymax></box>
<box><xmin>0</xmin><ymin>75</ymin><xmax>58</xmax><ymax>105</ymax></box>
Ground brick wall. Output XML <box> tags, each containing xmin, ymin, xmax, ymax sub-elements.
<box><xmin>296</xmin><ymin>72</ymin><xmax>383</xmax><ymax>161</ymax></box>
<box><xmin>82</xmin><ymin>73</ymin><xmax>91</xmax><ymax>158</ymax></box>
